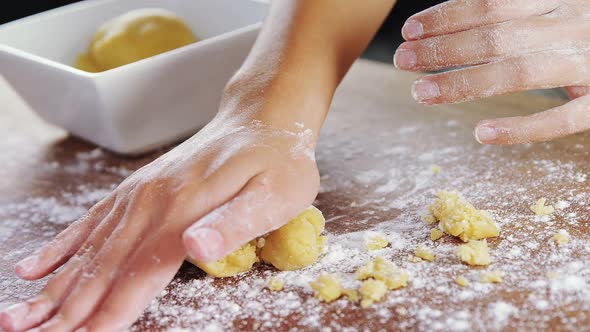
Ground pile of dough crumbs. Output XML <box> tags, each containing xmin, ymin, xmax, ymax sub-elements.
<box><xmin>1</xmin><ymin>116</ymin><xmax>590</xmax><ymax>332</ymax></box>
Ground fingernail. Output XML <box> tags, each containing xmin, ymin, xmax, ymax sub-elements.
<box><xmin>15</xmin><ymin>255</ymin><xmax>39</xmax><ymax>276</ymax></box>
<box><xmin>75</xmin><ymin>327</ymin><xmax>88</xmax><ymax>332</ymax></box>
<box><xmin>402</xmin><ymin>20</ymin><xmax>424</xmax><ymax>39</ymax></box>
<box><xmin>186</xmin><ymin>228</ymin><xmax>224</xmax><ymax>263</ymax></box>
<box><xmin>394</xmin><ymin>48</ymin><xmax>417</xmax><ymax>69</ymax></box>
<box><xmin>0</xmin><ymin>303</ymin><xmax>29</xmax><ymax>330</ymax></box>
<box><xmin>475</xmin><ymin>125</ymin><xmax>498</xmax><ymax>143</ymax></box>
<box><xmin>412</xmin><ymin>80</ymin><xmax>440</xmax><ymax>102</ymax></box>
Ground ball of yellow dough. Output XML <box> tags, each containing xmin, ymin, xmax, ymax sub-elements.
<box><xmin>75</xmin><ymin>8</ymin><xmax>197</xmax><ymax>72</ymax></box>
<box><xmin>259</xmin><ymin>206</ymin><xmax>326</xmax><ymax>271</ymax></box>
<box><xmin>189</xmin><ymin>241</ymin><xmax>258</xmax><ymax>278</ymax></box>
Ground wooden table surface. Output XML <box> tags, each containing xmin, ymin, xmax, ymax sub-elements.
<box><xmin>1</xmin><ymin>60</ymin><xmax>589</xmax><ymax>332</ymax></box>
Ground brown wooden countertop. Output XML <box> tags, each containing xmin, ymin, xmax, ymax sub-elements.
<box><xmin>1</xmin><ymin>60</ymin><xmax>589</xmax><ymax>331</ymax></box>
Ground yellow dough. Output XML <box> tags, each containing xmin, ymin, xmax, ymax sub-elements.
<box><xmin>552</xmin><ymin>229</ymin><xmax>570</xmax><ymax>245</ymax></box>
<box><xmin>430</xmin><ymin>229</ymin><xmax>444</xmax><ymax>241</ymax></box>
<box><xmin>190</xmin><ymin>241</ymin><xmax>258</xmax><ymax>278</ymax></box>
<box><xmin>356</xmin><ymin>256</ymin><xmax>409</xmax><ymax>290</ymax></box>
<box><xmin>457</xmin><ymin>239</ymin><xmax>492</xmax><ymax>266</ymax></box>
<box><xmin>259</xmin><ymin>206</ymin><xmax>326</xmax><ymax>271</ymax></box>
<box><xmin>267</xmin><ymin>276</ymin><xmax>284</xmax><ymax>291</ymax></box>
<box><xmin>75</xmin><ymin>8</ymin><xmax>197</xmax><ymax>72</ymax></box>
<box><xmin>415</xmin><ymin>244</ymin><xmax>435</xmax><ymax>262</ymax></box>
<box><xmin>364</xmin><ymin>232</ymin><xmax>389</xmax><ymax>251</ymax></box>
<box><xmin>310</xmin><ymin>273</ymin><xmax>342</xmax><ymax>302</ymax></box>
<box><xmin>530</xmin><ymin>198</ymin><xmax>555</xmax><ymax>216</ymax></box>
<box><xmin>480</xmin><ymin>270</ymin><xmax>503</xmax><ymax>283</ymax></box>
<box><xmin>359</xmin><ymin>279</ymin><xmax>388</xmax><ymax>308</ymax></box>
<box><xmin>455</xmin><ymin>275</ymin><xmax>470</xmax><ymax>287</ymax></box>
<box><xmin>191</xmin><ymin>206</ymin><xmax>326</xmax><ymax>277</ymax></box>
<box><xmin>427</xmin><ymin>191</ymin><xmax>500</xmax><ymax>242</ymax></box>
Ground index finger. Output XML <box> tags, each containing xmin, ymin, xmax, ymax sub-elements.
<box><xmin>402</xmin><ymin>0</ymin><xmax>559</xmax><ymax>40</ymax></box>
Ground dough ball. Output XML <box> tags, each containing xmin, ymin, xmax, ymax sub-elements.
<box><xmin>189</xmin><ymin>241</ymin><xmax>258</xmax><ymax>278</ymax></box>
<box><xmin>259</xmin><ymin>206</ymin><xmax>326</xmax><ymax>271</ymax></box>
<box><xmin>77</xmin><ymin>8</ymin><xmax>197</xmax><ymax>72</ymax></box>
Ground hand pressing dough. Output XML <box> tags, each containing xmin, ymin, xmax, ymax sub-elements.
<box><xmin>75</xmin><ymin>8</ymin><xmax>197</xmax><ymax>72</ymax></box>
<box><xmin>190</xmin><ymin>206</ymin><xmax>326</xmax><ymax>277</ymax></box>
<box><xmin>191</xmin><ymin>241</ymin><xmax>258</xmax><ymax>278</ymax></box>
<box><xmin>310</xmin><ymin>273</ymin><xmax>342</xmax><ymax>302</ymax></box>
<box><xmin>457</xmin><ymin>239</ymin><xmax>492</xmax><ymax>266</ymax></box>
<box><xmin>426</xmin><ymin>191</ymin><xmax>499</xmax><ymax>242</ymax></box>
<box><xmin>259</xmin><ymin>206</ymin><xmax>326</xmax><ymax>271</ymax></box>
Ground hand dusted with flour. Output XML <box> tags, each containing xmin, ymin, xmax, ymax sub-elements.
<box><xmin>395</xmin><ymin>0</ymin><xmax>590</xmax><ymax>145</ymax></box>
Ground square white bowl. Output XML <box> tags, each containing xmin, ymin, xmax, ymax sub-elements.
<box><xmin>0</xmin><ymin>0</ymin><xmax>268</xmax><ymax>155</ymax></box>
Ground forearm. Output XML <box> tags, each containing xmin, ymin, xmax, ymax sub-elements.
<box><xmin>222</xmin><ymin>0</ymin><xmax>397</xmax><ymax>134</ymax></box>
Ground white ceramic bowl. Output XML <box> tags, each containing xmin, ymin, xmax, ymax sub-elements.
<box><xmin>0</xmin><ymin>0</ymin><xmax>267</xmax><ymax>154</ymax></box>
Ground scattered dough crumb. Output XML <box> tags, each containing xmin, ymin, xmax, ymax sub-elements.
<box><xmin>408</xmin><ymin>255</ymin><xmax>422</xmax><ymax>263</ymax></box>
<box><xmin>455</xmin><ymin>275</ymin><xmax>470</xmax><ymax>287</ymax></box>
<box><xmin>356</xmin><ymin>256</ymin><xmax>409</xmax><ymax>290</ymax></box>
<box><xmin>530</xmin><ymin>198</ymin><xmax>555</xmax><ymax>216</ymax></box>
<box><xmin>256</xmin><ymin>237</ymin><xmax>266</xmax><ymax>249</ymax></box>
<box><xmin>415</xmin><ymin>244</ymin><xmax>435</xmax><ymax>262</ymax></box>
<box><xmin>267</xmin><ymin>276</ymin><xmax>284</xmax><ymax>291</ymax></box>
<box><xmin>310</xmin><ymin>273</ymin><xmax>342</xmax><ymax>302</ymax></box>
<box><xmin>422</xmin><ymin>214</ymin><xmax>437</xmax><ymax>225</ymax></box>
<box><xmin>546</xmin><ymin>271</ymin><xmax>561</xmax><ymax>280</ymax></box>
<box><xmin>359</xmin><ymin>279</ymin><xmax>388</xmax><ymax>308</ymax></box>
<box><xmin>342</xmin><ymin>288</ymin><xmax>359</xmax><ymax>303</ymax></box>
<box><xmin>551</xmin><ymin>229</ymin><xmax>570</xmax><ymax>245</ymax></box>
<box><xmin>457</xmin><ymin>240</ymin><xmax>492</xmax><ymax>266</ymax></box>
<box><xmin>364</xmin><ymin>232</ymin><xmax>389</xmax><ymax>251</ymax></box>
<box><xmin>427</xmin><ymin>191</ymin><xmax>500</xmax><ymax>242</ymax></box>
<box><xmin>430</xmin><ymin>165</ymin><xmax>442</xmax><ymax>174</ymax></box>
<box><xmin>480</xmin><ymin>270</ymin><xmax>503</xmax><ymax>283</ymax></box>
<box><xmin>430</xmin><ymin>228</ymin><xmax>444</xmax><ymax>241</ymax></box>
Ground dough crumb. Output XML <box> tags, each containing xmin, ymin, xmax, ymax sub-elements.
<box><xmin>256</xmin><ymin>237</ymin><xmax>266</xmax><ymax>249</ymax></box>
<box><xmin>530</xmin><ymin>198</ymin><xmax>555</xmax><ymax>216</ymax></box>
<box><xmin>364</xmin><ymin>232</ymin><xmax>389</xmax><ymax>251</ymax></box>
<box><xmin>422</xmin><ymin>214</ymin><xmax>437</xmax><ymax>225</ymax></box>
<box><xmin>430</xmin><ymin>165</ymin><xmax>442</xmax><ymax>174</ymax></box>
<box><xmin>342</xmin><ymin>288</ymin><xmax>359</xmax><ymax>303</ymax></box>
<box><xmin>430</xmin><ymin>228</ymin><xmax>444</xmax><ymax>241</ymax></box>
<box><xmin>457</xmin><ymin>239</ymin><xmax>492</xmax><ymax>266</ymax></box>
<box><xmin>359</xmin><ymin>279</ymin><xmax>388</xmax><ymax>308</ymax></box>
<box><xmin>356</xmin><ymin>256</ymin><xmax>409</xmax><ymax>290</ymax></box>
<box><xmin>427</xmin><ymin>191</ymin><xmax>500</xmax><ymax>242</ymax></box>
<box><xmin>267</xmin><ymin>276</ymin><xmax>284</xmax><ymax>291</ymax></box>
<box><xmin>310</xmin><ymin>273</ymin><xmax>342</xmax><ymax>302</ymax></box>
<box><xmin>546</xmin><ymin>271</ymin><xmax>560</xmax><ymax>279</ymax></box>
<box><xmin>551</xmin><ymin>229</ymin><xmax>570</xmax><ymax>245</ymax></box>
<box><xmin>455</xmin><ymin>275</ymin><xmax>470</xmax><ymax>287</ymax></box>
<box><xmin>480</xmin><ymin>270</ymin><xmax>503</xmax><ymax>283</ymax></box>
<box><xmin>415</xmin><ymin>244</ymin><xmax>435</xmax><ymax>262</ymax></box>
<box><xmin>408</xmin><ymin>255</ymin><xmax>422</xmax><ymax>263</ymax></box>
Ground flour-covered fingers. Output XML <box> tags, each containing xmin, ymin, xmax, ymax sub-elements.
<box><xmin>14</xmin><ymin>196</ymin><xmax>115</xmax><ymax>280</ymax></box>
<box><xmin>395</xmin><ymin>16</ymin><xmax>588</xmax><ymax>71</ymax></box>
<box><xmin>402</xmin><ymin>0</ymin><xmax>559</xmax><ymax>40</ymax></box>
<box><xmin>475</xmin><ymin>94</ymin><xmax>590</xmax><ymax>144</ymax></box>
<box><xmin>411</xmin><ymin>50</ymin><xmax>590</xmax><ymax>105</ymax></box>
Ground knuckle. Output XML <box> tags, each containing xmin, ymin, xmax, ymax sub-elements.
<box><xmin>482</xmin><ymin>27</ymin><xmax>507</xmax><ymax>57</ymax></box>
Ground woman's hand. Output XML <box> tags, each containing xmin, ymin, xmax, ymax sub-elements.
<box><xmin>394</xmin><ymin>0</ymin><xmax>590</xmax><ymax>145</ymax></box>
<box><xmin>0</xmin><ymin>86</ymin><xmax>320</xmax><ymax>332</ymax></box>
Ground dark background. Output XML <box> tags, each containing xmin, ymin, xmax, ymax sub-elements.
<box><xmin>0</xmin><ymin>0</ymin><xmax>444</xmax><ymax>64</ymax></box>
